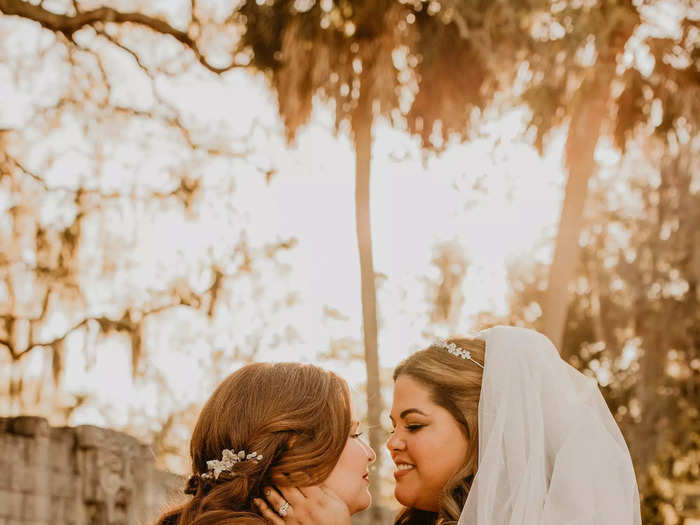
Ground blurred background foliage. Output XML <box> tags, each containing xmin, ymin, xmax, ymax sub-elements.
<box><xmin>0</xmin><ymin>0</ymin><xmax>698</xmax><ymax>523</ymax></box>
<box><xmin>478</xmin><ymin>140</ymin><xmax>700</xmax><ymax>523</ymax></box>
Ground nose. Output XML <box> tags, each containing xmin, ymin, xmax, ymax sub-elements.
<box><xmin>386</xmin><ymin>430</ymin><xmax>405</xmax><ymax>452</ymax></box>
<box><xmin>361</xmin><ymin>437</ymin><xmax>377</xmax><ymax>464</ymax></box>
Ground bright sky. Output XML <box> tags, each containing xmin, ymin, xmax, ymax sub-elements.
<box><xmin>5</xmin><ymin>65</ymin><xmax>568</xmax><ymax>417</ymax></box>
<box><xmin>103</xmin><ymin>74</ymin><xmax>563</xmax><ymax>411</ymax></box>
<box><xmin>1</xmin><ymin>12</ymin><xmax>570</xmax><ymax>472</ymax></box>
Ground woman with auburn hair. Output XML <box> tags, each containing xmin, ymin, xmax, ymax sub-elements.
<box><xmin>155</xmin><ymin>362</ymin><xmax>375</xmax><ymax>525</ymax></box>
<box><xmin>264</xmin><ymin>326</ymin><xmax>641</xmax><ymax>525</ymax></box>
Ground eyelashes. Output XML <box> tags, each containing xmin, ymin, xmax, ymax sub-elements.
<box><xmin>387</xmin><ymin>424</ymin><xmax>426</xmax><ymax>435</ymax></box>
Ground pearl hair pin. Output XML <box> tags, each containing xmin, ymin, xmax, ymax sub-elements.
<box><xmin>201</xmin><ymin>449</ymin><xmax>263</xmax><ymax>480</ymax></box>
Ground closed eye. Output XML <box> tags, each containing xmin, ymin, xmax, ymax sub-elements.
<box><xmin>387</xmin><ymin>424</ymin><xmax>425</xmax><ymax>435</ymax></box>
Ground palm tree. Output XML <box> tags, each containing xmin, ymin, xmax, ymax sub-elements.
<box><xmin>520</xmin><ymin>2</ymin><xmax>699</xmax><ymax>350</ymax></box>
<box><xmin>232</xmin><ymin>2</ymin><xmax>500</xmax><ymax>517</ymax></box>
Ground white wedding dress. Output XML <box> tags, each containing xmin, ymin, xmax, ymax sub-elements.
<box><xmin>458</xmin><ymin>326</ymin><xmax>641</xmax><ymax>525</ymax></box>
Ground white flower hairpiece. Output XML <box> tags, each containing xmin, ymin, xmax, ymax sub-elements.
<box><xmin>201</xmin><ymin>449</ymin><xmax>263</xmax><ymax>480</ymax></box>
<box><xmin>436</xmin><ymin>340</ymin><xmax>485</xmax><ymax>369</ymax></box>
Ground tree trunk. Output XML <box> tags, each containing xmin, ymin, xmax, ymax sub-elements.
<box><xmin>353</xmin><ymin>97</ymin><xmax>383</xmax><ymax>521</ymax></box>
<box><xmin>542</xmin><ymin>75</ymin><xmax>610</xmax><ymax>353</ymax></box>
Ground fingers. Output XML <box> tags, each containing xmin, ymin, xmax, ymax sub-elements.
<box><xmin>263</xmin><ymin>484</ymin><xmax>317</xmax><ymax>524</ymax></box>
<box><xmin>262</xmin><ymin>486</ymin><xmax>292</xmax><ymax>516</ymax></box>
<box><xmin>253</xmin><ymin>497</ymin><xmax>286</xmax><ymax>525</ymax></box>
<box><xmin>278</xmin><ymin>485</ymin><xmax>306</xmax><ymax>506</ymax></box>
<box><xmin>259</xmin><ymin>483</ymin><xmax>350</xmax><ymax>525</ymax></box>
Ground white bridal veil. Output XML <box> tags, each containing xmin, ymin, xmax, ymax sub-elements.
<box><xmin>458</xmin><ymin>326</ymin><xmax>641</xmax><ymax>525</ymax></box>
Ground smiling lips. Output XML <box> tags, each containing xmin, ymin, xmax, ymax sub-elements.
<box><xmin>393</xmin><ymin>461</ymin><xmax>416</xmax><ymax>479</ymax></box>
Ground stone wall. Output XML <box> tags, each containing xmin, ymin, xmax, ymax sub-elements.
<box><xmin>0</xmin><ymin>417</ymin><xmax>184</xmax><ymax>525</ymax></box>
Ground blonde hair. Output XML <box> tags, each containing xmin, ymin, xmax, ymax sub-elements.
<box><xmin>155</xmin><ymin>362</ymin><xmax>352</xmax><ymax>525</ymax></box>
<box><xmin>393</xmin><ymin>338</ymin><xmax>485</xmax><ymax>525</ymax></box>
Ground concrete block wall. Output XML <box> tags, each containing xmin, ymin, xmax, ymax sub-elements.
<box><xmin>0</xmin><ymin>417</ymin><xmax>184</xmax><ymax>525</ymax></box>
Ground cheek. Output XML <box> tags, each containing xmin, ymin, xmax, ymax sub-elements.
<box><xmin>325</xmin><ymin>443</ymin><xmax>362</xmax><ymax>489</ymax></box>
<box><xmin>424</xmin><ymin>452</ymin><xmax>462</xmax><ymax>485</ymax></box>
<box><xmin>407</xmin><ymin>431</ymin><xmax>442</xmax><ymax>465</ymax></box>
<box><xmin>323</xmin><ymin>463</ymin><xmax>349</xmax><ymax>504</ymax></box>
<box><xmin>323</xmin><ymin>443</ymin><xmax>371</xmax><ymax>514</ymax></box>
<box><xmin>411</xmin><ymin>430</ymin><xmax>468</xmax><ymax>484</ymax></box>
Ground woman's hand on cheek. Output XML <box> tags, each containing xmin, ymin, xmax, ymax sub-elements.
<box><xmin>254</xmin><ymin>485</ymin><xmax>351</xmax><ymax>525</ymax></box>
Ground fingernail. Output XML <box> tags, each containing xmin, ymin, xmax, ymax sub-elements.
<box><xmin>253</xmin><ymin>498</ymin><xmax>261</xmax><ymax>506</ymax></box>
<box><xmin>264</xmin><ymin>487</ymin><xmax>271</xmax><ymax>496</ymax></box>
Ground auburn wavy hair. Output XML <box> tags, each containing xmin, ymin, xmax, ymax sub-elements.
<box><xmin>392</xmin><ymin>338</ymin><xmax>485</xmax><ymax>525</ymax></box>
<box><xmin>155</xmin><ymin>362</ymin><xmax>352</xmax><ymax>525</ymax></box>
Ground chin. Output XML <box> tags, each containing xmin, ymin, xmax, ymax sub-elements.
<box><xmin>394</xmin><ymin>487</ymin><xmax>414</xmax><ymax>508</ymax></box>
<box><xmin>395</xmin><ymin>488</ymin><xmax>437</xmax><ymax>512</ymax></box>
<box><xmin>348</xmin><ymin>492</ymin><xmax>371</xmax><ymax>515</ymax></box>
<box><xmin>355</xmin><ymin>494</ymin><xmax>372</xmax><ymax>513</ymax></box>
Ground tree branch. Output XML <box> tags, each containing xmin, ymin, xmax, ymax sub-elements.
<box><xmin>2</xmin><ymin>298</ymin><xmax>190</xmax><ymax>362</ymax></box>
<box><xmin>0</xmin><ymin>0</ymin><xmax>245</xmax><ymax>74</ymax></box>
<box><xmin>5</xmin><ymin>154</ymin><xmax>48</xmax><ymax>189</ymax></box>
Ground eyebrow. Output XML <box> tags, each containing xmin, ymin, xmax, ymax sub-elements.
<box><xmin>389</xmin><ymin>408</ymin><xmax>429</xmax><ymax>423</ymax></box>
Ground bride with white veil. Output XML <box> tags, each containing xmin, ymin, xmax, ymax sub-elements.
<box><xmin>457</xmin><ymin>326</ymin><xmax>641</xmax><ymax>525</ymax></box>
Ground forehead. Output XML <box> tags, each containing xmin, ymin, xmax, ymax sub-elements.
<box><xmin>391</xmin><ymin>375</ymin><xmax>435</xmax><ymax>414</ymax></box>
